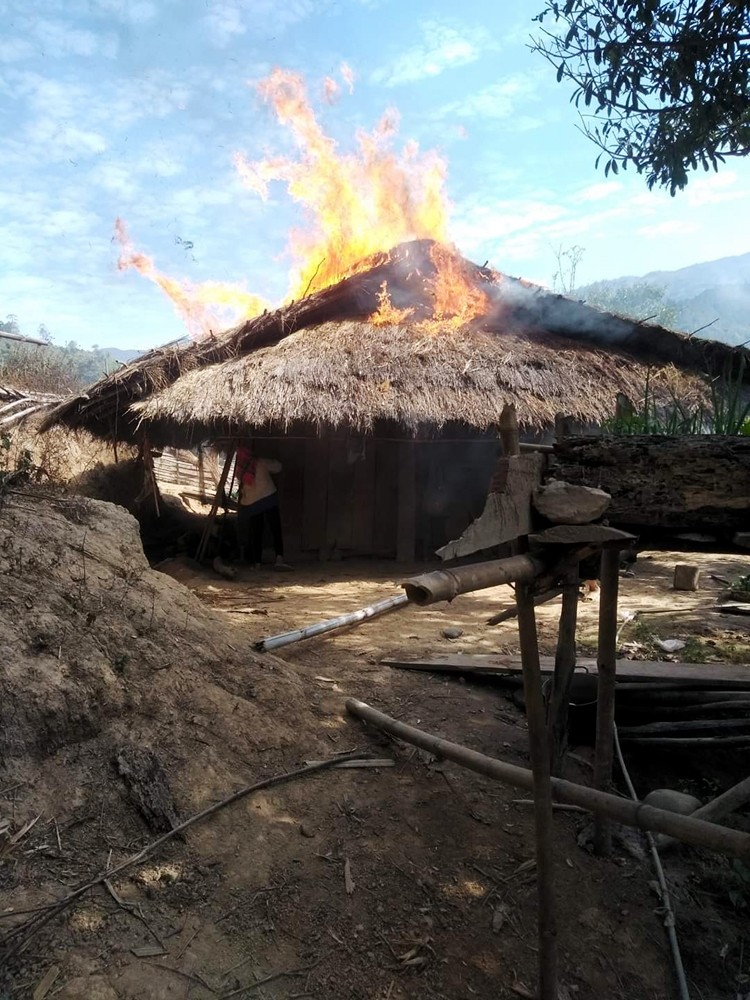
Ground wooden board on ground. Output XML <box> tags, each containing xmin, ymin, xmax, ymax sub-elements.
<box><xmin>383</xmin><ymin>654</ymin><xmax>750</xmax><ymax>687</ymax></box>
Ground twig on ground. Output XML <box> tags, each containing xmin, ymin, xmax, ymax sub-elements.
<box><xmin>219</xmin><ymin>961</ymin><xmax>319</xmax><ymax>999</ymax></box>
<box><xmin>0</xmin><ymin>754</ymin><xmax>365</xmax><ymax>966</ymax></box>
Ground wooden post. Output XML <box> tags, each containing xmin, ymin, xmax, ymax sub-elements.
<box><xmin>548</xmin><ymin>566</ymin><xmax>580</xmax><ymax>776</ymax></box>
<box><xmin>397</xmin><ymin>441</ymin><xmax>416</xmax><ymax>563</ymax></box>
<box><xmin>515</xmin><ymin>582</ymin><xmax>558</xmax><ymax>1000</ymax></box>
<box><xmin>196</xmin><ymin>442</ymin><xmax>236</xmax><ymax>564</ymax></box>
<box><xmin>499</xmin><ymin>403</ymin><xmax>520</xmax><ymax>457</ymax></box>
<box><xmin>593</xmin><ymin>547</ymin><xmax>621</xmax><ymax>855</ymax></box>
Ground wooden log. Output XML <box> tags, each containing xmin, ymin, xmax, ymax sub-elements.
<box><xmin>593</xmin><ymin>547</ymin><xmax>620</xmax><ymax>855</ymax></box>
<box><xmin>402</xmin><ymin>553</ymin><xmax>547</xmax><ymax>605</ymax></box>
<box><xmin>548</xmin><ymin>568</ymin><xmax>580</xmax><ymax>776</ymax></box>
<box><xmin>551</xmin><ymin>435</ymin><xmax>750</xmax><ymax>535</ymax></box>
<box><xmin>514</xmin><ymin>583</ymin><xmax>558</xmax><ymax>1000</ymax></box>
<box><xmin>658</xmin><ymin>775</ymin><xmax>750</xmax><ymax>850</ymax></box>
<box><xmin>499</xmin><ymin>403</ymin><xmax>521</xmax><ymax>458</ymax></box>
<box><xmin>344</xmin><ymin>699</ymin><xmax>750</xmax><ymax>859</ymax></box>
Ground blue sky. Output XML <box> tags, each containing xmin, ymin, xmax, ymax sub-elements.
<box><xmin>2</xmin><ymin>0</ymin><xmax>749</xmax><ymax>351</ymax></box>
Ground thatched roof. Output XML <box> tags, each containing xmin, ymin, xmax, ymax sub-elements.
<box><xmin>40</xmin><ymin>240</ymin><xmax>750</xmax><ymax>444</ymax></box>
<box><xmin>133</xmin><ymin>320</ymin><xmax>701</xmax><ymax>442</ymax></box>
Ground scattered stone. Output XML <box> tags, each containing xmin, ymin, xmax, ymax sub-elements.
<box><xmin>299</xmin><ymin>823</ymin><xmax>315</xmax><ymax>838</ymax></box>
<box><xmin>441</xmin><ymin>626</ymin><xmax>463</xmax><ymax>640</ymax></box>
<box><xmin>674</xmin><ymin>564</ymin><xmax>700</xmax><ymax>591</ymax></box>
<box><xmin>533</xmin><ymin>479</ymin><xmax>611</xmax><ymax>525</ymax></box>
<box><xmin>644</xmin><ymin>789</ymin><xmax>702</xmax><ymax>816</ymax></box>
<box><xmin>656</xmin><ymin>638</ymin><xmax>686</xmax><ymax>653</ymax></box>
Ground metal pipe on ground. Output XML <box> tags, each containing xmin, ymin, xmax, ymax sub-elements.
<box><xmin>402</xmin><ymin>554</ymin><xmax>547</xmax><ymax>606</ymax></box>
<box><xmin>255</xmin><ymin>594</ymin><xmax>409</xmax><ymax>652</ymax></box>
<box><xmin>344</xmin><ymin>698</ymin><xmax>750</xmax><ymax>861</ymax></box>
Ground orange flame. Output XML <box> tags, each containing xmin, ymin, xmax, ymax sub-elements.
<box><xmin>235</xmin><ymin>68</ymin><xmax>449</xmax><ymax>298</ymax></box>
<box><xmin>117</xmin><ymin>66</ymin><xmax>491</xmax><ymax>339</ymax></box>
<box><xmin>114</xmin><ymin>219</ymin><xmax>268</xmax><ymax>339</ymax></box>
<box><xmin>371</xmin><ymin>281</ymin><xmax>414</xmax><ymax>326</ymax></box>
<box><xmin>427</xmin><ymin>243</ymin><xmax>491</xmax><ymax>326</ymax></box>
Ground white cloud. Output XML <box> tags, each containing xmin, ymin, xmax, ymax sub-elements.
<box><xmin>637</xmin><ymin>219</ymin><xmax>700</xmax><ymax>239</ymax></box>
<box><xmin>32</xmin><ymin>19</ymin><xmax>118</xmax><ymax>59</ymax></box>
<box><xmin>0</xmin><ymin>38</ymin><xmax>35</xmax><ymax>62</ymax></box>
<box><xmin>433</xmin><ymin>73</ymin><xmax>540</xmax><ymax>121</ymax></box>
<box><xmin>575</xmin><ymin>180</ymin><xmax>623</xmax><ymax>203</ymax></box>
<box><xmin>685</xmin><ymin>170</ymin><xmax>742</xmax><ymax>208</ymax></box>
<box><xmin>203</xmin><ymin>0</ymin><xmax>320</xmax><ymax>47</ymax></box>
<box><xmin>91</xmin><ymin>0</ymin><xmax>158</xmax><ymax>23</ymax></box>
<box><xmin>371</xmin><ymin>21</ymin><xmax>493</xmax><ymax>87</ymax></box>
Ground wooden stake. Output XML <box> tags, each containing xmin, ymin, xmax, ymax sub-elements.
<box><xmin>548</xmin><ymin>567</ymin><xmax>580</xmax><ymax>777</ymax></box>
<box><xmin>593</xmin><ymin>547</ymin><xmax>620</xmax><ymax>855</ymax></box>
<box><xmin>515</xmin><ymin>582</ymin><xmax>558</xmax><ymax>1000</ymax></box>
<box><xmin>499</xmin><ymin>404</ymin><xmax>520</xmax><ymax>457</ymax></box>
<box><xmin>196</xmin><ymin>443</ymin><xmax>236</xmax><ymax>564</ymax></box>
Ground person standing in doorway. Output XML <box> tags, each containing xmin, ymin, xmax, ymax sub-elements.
<box><xmin>235</xmin><ymin>443</ymin><xmax>290</xmax><ymax>570</ymax></box>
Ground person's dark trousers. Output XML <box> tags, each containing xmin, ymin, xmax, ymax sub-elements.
<box><xmin>237</xmin><ymin>497</ymin><xmax>284</xmax><ymax>564</ymax></box>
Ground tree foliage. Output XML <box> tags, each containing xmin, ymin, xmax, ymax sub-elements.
<box><xmin>532</xmin><ymin>0</ymin><xmax>750</xmax><ymax>193</ymax></box>
<box><xmin>577</xmin><ymin>279</ymin><xmax>680</xmax><ymax>328</ymax></box>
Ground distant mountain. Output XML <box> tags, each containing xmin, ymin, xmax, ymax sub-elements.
<box><xmin>578</xmin><ymin>251</ymin><xmax>750</xmax><ymax>346</ymax></box>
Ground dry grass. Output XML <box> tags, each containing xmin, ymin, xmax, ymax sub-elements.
<box><xmin>133</xmin><ymin>318</ymin><xmax>707</xmax><ymax>439</ymax></box>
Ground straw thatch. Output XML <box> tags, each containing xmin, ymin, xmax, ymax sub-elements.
<box><xmin>133</xmin><ymin>319</ymin><xmax>703</xmax><ymax>444</ymax></box>
<box><xmin>39</xmin><ymin>239</ymin><xmax>750</xmax><ymax>444</ymax></box>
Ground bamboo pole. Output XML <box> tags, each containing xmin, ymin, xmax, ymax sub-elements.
<box><xmin>255</xmin><ymin>594</ymin><xmax>409</xmax><ymax>651</ymax></box>
<box><xmin>402</xmin><ymin>553</ymin><xmax>547</xmax><ymax>605</ymax></box>
<box><xmin>485</xmin><ymin>588</ymin><xmax>563</xmax><ymax>626</ymax></box>
<box><xmin>593</xmin><ymin>547</ymin><xmax>620</xmax><ymax>856</ymax></box>
<box><xmin>515</xmin><ymin>583</ymin><xmax>558</xmax><ymax>1000</ymax></box>
<box><xmin>344</xmin><ymin>699</ymin><xmax>750</xmax><ymax>860</ymax></box>
<box><xmin>548</xmin><ymin>567</ymin><xmax>580</xmax><ymax>777</ymax></box>
<box><xmin>196</xmin><ymin>443</ymin><xmax>236</xmax><ymax>563</ymax></box>
<box><xmin>657</xmin><ymin>774</ymin><xmax>750</xmax><ymax>850</ymax></box>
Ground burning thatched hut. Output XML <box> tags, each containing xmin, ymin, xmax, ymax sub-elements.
<box><xmin>40</xmin><ymin>241</ymin><xmax>750</xmax><ymax>560</ymax></box>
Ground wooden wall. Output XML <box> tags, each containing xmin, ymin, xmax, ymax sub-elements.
<box><xmin>250</xmin><ymin>427</ymin><xmax>499</xmax><ymax>562</ymax></box>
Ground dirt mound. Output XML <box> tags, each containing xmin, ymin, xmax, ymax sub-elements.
<box><xmin>0</xmin><ymin>492</ymin><xmax>312</xmax><ymax>814</ymax></box>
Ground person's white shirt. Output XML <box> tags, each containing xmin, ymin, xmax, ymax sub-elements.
<box><xmin>239</xmin><ymin>458</ymin><xmax>282</xmax><ymax>507</ymax></box>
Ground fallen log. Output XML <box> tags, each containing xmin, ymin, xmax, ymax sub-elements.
<box><xmin>345</xmin><ymin>699</ymin><xmax>750</xmax><ymax>859</ymax></box>
<box><xmin>551</xmin><ymin>435</ymin><xmax>750</xmax><ymax>536</ymax></box>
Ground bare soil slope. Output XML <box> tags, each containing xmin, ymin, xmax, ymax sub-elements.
<box><xmin>1</xmin><ymin>496</ymin><xmax>747</xmax><ymax>1000</ymax></box>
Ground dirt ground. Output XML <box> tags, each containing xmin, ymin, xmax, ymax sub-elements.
<box><xmin>2</xmin><ymin>492</ymin><xmax>749</xmax><ymax>1000</ymax></box>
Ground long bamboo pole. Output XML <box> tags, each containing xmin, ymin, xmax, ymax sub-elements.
<box><xmin>593</xmin><ymin>548</ymin><xmax>621</xmax><ymax>855</ymax></box>
<box><xmin>196</xmin><ymin>443</ymin><xmax>236</xmax><ymax>563</ymax></box>
<box><xmin>515</xmin><ymin>583</ymin><xmax>558</xmax><ymax>1000</ymax></box>
<box><xmin>255</xmin><ymin>594</ymin><xmax>409</xmax><ymax>651</ymax></box>
<box><xmin>344</xmin><ymin>699</ymin><xmax>750</xmax><ymax>860</ymax></box>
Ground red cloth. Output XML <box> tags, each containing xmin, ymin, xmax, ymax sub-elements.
<box><xmin>235</xmin><ymin>446</ymin><xmax>257</xmax><ymax>487</ymax></box>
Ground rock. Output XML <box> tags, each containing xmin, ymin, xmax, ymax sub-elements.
<box><xmin>533</xmin><ymin>479</ymin><xmax>611</xmax><ymax>525</ymax></box>
<box><xmin>441</xmin><ymin>626</ymin><xmax>463</xmax><ymax>640</ymax></box>
<box><xmin>644</xmin><ymin>789</ymin><xmax>702</xmax><ymax>816</ymax></box>
<box><xmin>655</xmin><ymin>638</ymin><xmax>686</xmax><ymax>653</ymax></box>
<box><xmin>299</xmin><ymin>823</ymin><xmax>315</xmax><ymax>838</ymax></box>
<box><xmin>733</xmin><ymin>532</ymin><xmax>750</xmax><ymax>550</ymax></box>
<box><xmin>673</xmin><ymin>564</ymin><xmax>700</xmax><ymax>591</ymax></box>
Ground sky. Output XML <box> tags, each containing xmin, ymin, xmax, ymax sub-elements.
<box><xmin>1</xmin><ymin>0</ymin><xmax>749</xmax><ymax>351</ymax></box>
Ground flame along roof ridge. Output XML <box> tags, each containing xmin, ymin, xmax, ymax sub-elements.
<box><xmin>39</xmin><ymin>239</ymin><xmax>750</xmax><ymax>444</ymax></box>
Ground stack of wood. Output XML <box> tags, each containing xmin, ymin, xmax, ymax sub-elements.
<box><xmin>0</xmin><ymin>384</ymin><xmax>61</xmax><ymax>429</ymax></box>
